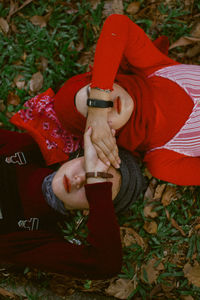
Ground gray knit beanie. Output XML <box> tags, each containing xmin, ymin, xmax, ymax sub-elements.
<box><xmin>42</xmin><ymin>148</ymin><xmax>146</xmax><ymax>215</ymax></box>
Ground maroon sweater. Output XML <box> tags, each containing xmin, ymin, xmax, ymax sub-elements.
<box><xmin>0</xmin><ymin>129</ymin><xmax>122</xmax><ymax>278</ymax></box>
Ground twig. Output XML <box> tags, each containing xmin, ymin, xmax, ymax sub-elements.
<box><xmin>7</xmin><ymin>0</ymin><xmax>33</xmax><ymax>22</ymax></box>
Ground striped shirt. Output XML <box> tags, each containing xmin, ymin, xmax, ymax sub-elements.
<box><xmin>149</xmin><ymin>64</ymin><xmax>200</xmax><ymax>157</ymax></box>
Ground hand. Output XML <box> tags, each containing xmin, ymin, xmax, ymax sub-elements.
<box><xmin>86</xmin><ymin>108</ymin><xmax>120</xmax><ymax>168</ymax></box>
<box><xmin>84</xmin><ymin>126</ymin><xmax>109</xmax><ymax>174</ymax></box>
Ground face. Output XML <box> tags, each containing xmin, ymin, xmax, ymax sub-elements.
<box><xmin>52</xmin><ymin>156</ymin><xmax>121</xmax><ymax>211</ymax></box>
<box><xmin>75</xmin><ymin>83</ymin><xmax>134</xmax><ymax>130</ymax></box>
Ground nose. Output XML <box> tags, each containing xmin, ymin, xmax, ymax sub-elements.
<box><xmin>73</xmin><ymin>174</ymin><xmax>86</xmax><ymax>189</ymax></box>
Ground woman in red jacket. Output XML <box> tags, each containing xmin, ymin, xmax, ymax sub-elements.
<box><xmin>11</xmin><ymin>14</ymin><xmax>200</xmax><ymax>185</ymax></box>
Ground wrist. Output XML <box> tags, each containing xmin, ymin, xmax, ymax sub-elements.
<box><xmin>89</xmin><ymin>88</ymin><xmax>111</xmax><ymax>101</ymax></box>
<box><xmin>87</xmin><ymin>177</ymin><xmax>107</xmax><ymax>184</ymax></box>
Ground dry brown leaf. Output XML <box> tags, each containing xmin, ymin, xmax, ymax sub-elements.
<box><xmin>126</xmin><ymin>2</ymin><xmax>141</xmax><ymax>15</ymax></box>
<box><xmin>156</xmin><ymin>262</ymin><xmax>165</xmax><ymax>271</ymax></box>
<box><xmin>153</xmin><ymin>184</ymin><xmax>166</xmax><ymax>200</ymax></box>
<box><xmin>161</xmin><ymin>185</ymin><xmax>176</xmax><ymax>207</ymax></box>
<box><xmin>120</xmin><ymin>227</ymin><xmax>145</xmax><ymax>248</ymax></box>
<box><xmin>191</xmin><ymin>23</ymin><xmax>200</xmax><ymax>38</ymax></box>
<box><xmin>0</xmin><ymin>18</ymin><xmax>9</xmax><ymax>34</ymax></box>
<box><xmin>195</xmin><ymin>224</ymin><xmax>200</xmax><ymax>230</ymax></box>
<box><xmin>165</xmin><ymin>208</ymin><xmax>170</xmax><ymax>220</ymax></box>
<box><xmin>141</xmin><ymin>258</ymin><xmax>159</xmax><ymax>284</ymax></box>
<box><xmin>169</xmin><ymin>36</ymin><xmax>200</xmax><ymax>50</ymax></box>
<box><xmin>143</xmin><ymin>220</ymin><xmax>157</xmax><ymax>234</ymax></box>
<box><xmin>29</xmin><ymin>72</ymin><xmax>43</xmax><ymax>92</ymax></box>
<box><xmin>105</xmin><ymin>278</ymin><xmax>135</xmax><ymax>299</ymax></box>
<box><xmin>14</xmin><ymin>74</ymin><xmax>25</xmax><ymax>89</ymax></box>
<box><xmin>184</xmin><ymin>263</ymin><xmax>200</xmax><ymax>287</ymax></box>
<box><xmin>30</xmin><ymin>15</ymin><xmax>47</xmax><ymax>28</ymax></box>
<box><xmin>144</xmin><ymin>204</ymin><xmax>158</xmax><ymax>218</ymax></box>
<box><xmin>7</xmin><ymin>92</ymin><xmax>20</xmax><ymax>106</ymax></box>
<box><xmin>170</xmin><ymin>218</ymin><xmax>186</xmax><ymax>236</ymax></box>
<box><xmin>0</xmin><ymin>287</ymin><xmax>15</xmax><ymax>299</ymax></box>
<box><xmin>144</xmin><ymin>178</ymin><xmax>158</xmax><ymax>202</ymax></box>
<box><xmin>186</xmin><ymin>44</ymin><xmax>200</xmax><ymax>58</ymax></box>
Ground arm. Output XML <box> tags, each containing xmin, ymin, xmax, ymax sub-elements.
<box><xmin>86</xmin><ymin>14</ymin><xmax>178</xmax><ymax>168</ymax></box>
<box><xmin>144</xmin><ymin>149</ymin><xmax>200</xmax><ymax>185</ymax></box>
<box><xmin>91</xmin><ymin>14</ymin><xmax>178</xmax><ymax>90</ymax></box>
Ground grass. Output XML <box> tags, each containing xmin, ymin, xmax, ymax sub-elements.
<box><xmin>0</xmin><ymin>0</ymin><xmax>200</xmax><ymax>299</ymax></box>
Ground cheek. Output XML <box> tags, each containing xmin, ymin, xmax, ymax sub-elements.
<box><xmin>62</xmin><ymin>188</ymin><xmax>89</xmax><ymax>210</ymax></box>
<box><xmin>108</xmin><ymin>110</ymin><xmax>125</xmax><ymax>130</ymax></box>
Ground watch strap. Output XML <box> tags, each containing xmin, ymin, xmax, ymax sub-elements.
<box><xmin>87</xmin><ymin>98</ymin><xmax>113</xmax><ymax>108</ymax></box>
<box><xmin>86</xmin><ymin>172</ymin><xmax>113</xmax><ymax>179</ymax></box>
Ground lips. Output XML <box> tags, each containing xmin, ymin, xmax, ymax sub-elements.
<box><xmin>114</xmin><ymin>96</ymin><xmax>121</xmax><ymax>114</ymax></box>
<box><xmin>63</xmin><ymin>174</ymin><xmax>71</xmax><ymax>193</ymax></box>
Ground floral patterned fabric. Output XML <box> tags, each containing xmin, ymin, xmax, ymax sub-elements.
<box><xmin>11</xmin><ymin>88</ymin><xmax>82</xmax><ymax>165</ymax></box>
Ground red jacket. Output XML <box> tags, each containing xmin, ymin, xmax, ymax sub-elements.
<box><xmin>0</xmin><ymin>129</ymin><xmax>122</xmax><ymax>278</ymax></box>
<box><xmin>11</xmin><ymin>14</ymin><xmax>199</xmax><ymax>185</ymax></box>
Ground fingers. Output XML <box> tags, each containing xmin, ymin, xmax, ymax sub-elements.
<box><xmin>94</xmin><ymin>139</ymin><xmax>120</xmax><ymax>168</ymax></box>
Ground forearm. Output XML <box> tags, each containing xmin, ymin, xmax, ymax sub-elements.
<box><xmin>91</xmin><ymin>14</ymin><xmax>177</xmax><ymax>90</ymax></box>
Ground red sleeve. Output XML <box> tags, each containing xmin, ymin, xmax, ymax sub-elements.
<box><xmin>0</xmin><ymin>182</ymin><xmax>122</xmax><ymax>279</ymax></box>
<box><xmin>144</xmin><ymin>149</ymin><xmax>200</xmax><ymax>185</ymax></box>
<box><xmin>91</xmin><ymin>14</ymin><xmax>178</xmax><ymax>90</ymax></box>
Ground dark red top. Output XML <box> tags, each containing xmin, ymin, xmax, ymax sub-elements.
<box><xmin>0</xmin><ymin>130</ymin><xmax>122</xmax><ymax>278</ymax></box>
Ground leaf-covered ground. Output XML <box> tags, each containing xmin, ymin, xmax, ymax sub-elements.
<box><xmin>1</xmin><ymin>0</ymin><xmax>200</xmax><ymax>299</ymax></box>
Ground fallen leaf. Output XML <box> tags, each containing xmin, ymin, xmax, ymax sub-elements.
<box><xmin>169</xmin><ymin>36</ymin><xmax>200</xmax><ymax>50</ymax></box>
<box><xmin>7</xmin><ymin>92</ymin><xmax>20</xmax><ymax>106</ymax></box>
<box><xmin>29</xmin><ymin>72</ymin><xmax>43</xmax><ymax>92</ymax></box>
<box><xmin>161</xmin><ymin>185</ymin><xmax>176</xmax><ymax>207</ymax></box>
<box><xmin>170</xmin><ymin>218</ymin><xmax>186</xmax><ymax>236</ymax></box>
<box><xmin>141</xmin><ymin>258</ymin><xmax>159</xmax><ymax>284</ymax></box>
<box><xmin>153</xmin><ymin>184</ymin><xmax>166</xmax><ymax>200</ymax></box>
<box><xmin>144</xmin><ymin>178</ymin><xmax>158</xmax><ymax>202</ymax></box>
<box><xmin>156</xmin><ymin>262</ymin><xmax>165</xmax><ymax>271</ymax></box>
<box><xmin>184</xmin><ymin>262</ymin><xmax>200</xmax><ymax>287</ymax></box>
<box><xmin>144</xmin><ymin>204</ymin><xmax>158</xmax><ymax>218</ymax></box>
<box><xmin>30</xmin><ymin>15</ymin><xmax>48</xmax><ymax>28</ymax></box>
<box><xmin>191</xmin><ymin>23</ymin><xmax>200</xmax><ymax>38</ymax></box>
<box><xmin>120</xmin><ymin>227</ymin><xmax>145</xmax><ymax>248</ymax></box>
<box><xmin>0</xmin><ymin>287</ymin><xmax>15</xmax><ymax>299</ymax></box>
<box><xmin>195</xmin><ymin>224</ymin><xmax>200</xmax><ymax>230</ymax></box>
<box><xmin>165</xmin><ymin>208</ymin><xmax>170</xmax><ymax>220</ymax></box>
<box><xmin>126</xmin><ymin>2</ymin><xmax>141</xmax><ymax>15</ymax></box>
<box><xmin>186</xmin><ymin>44</ymin><xmax>200</xmax><ymax>58</ymax></box>
<box><xmin>105</xmin><ymin>278</ymin><xmax>135</xmax><ymax>299</ymax></box>
<box><xmin>14</xmin><ymin>74</ymin><xmax>25</xmax><ymax>89</ymax></box>
<box><xmin>0</xmin><ymin>18</ymin><xmax>9</xmax><ymax>34</ymax></box>
<box><xmin>143</xmin><ymin>220</ymin><xmax>157</xmax><ymax>234</ymax></box>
